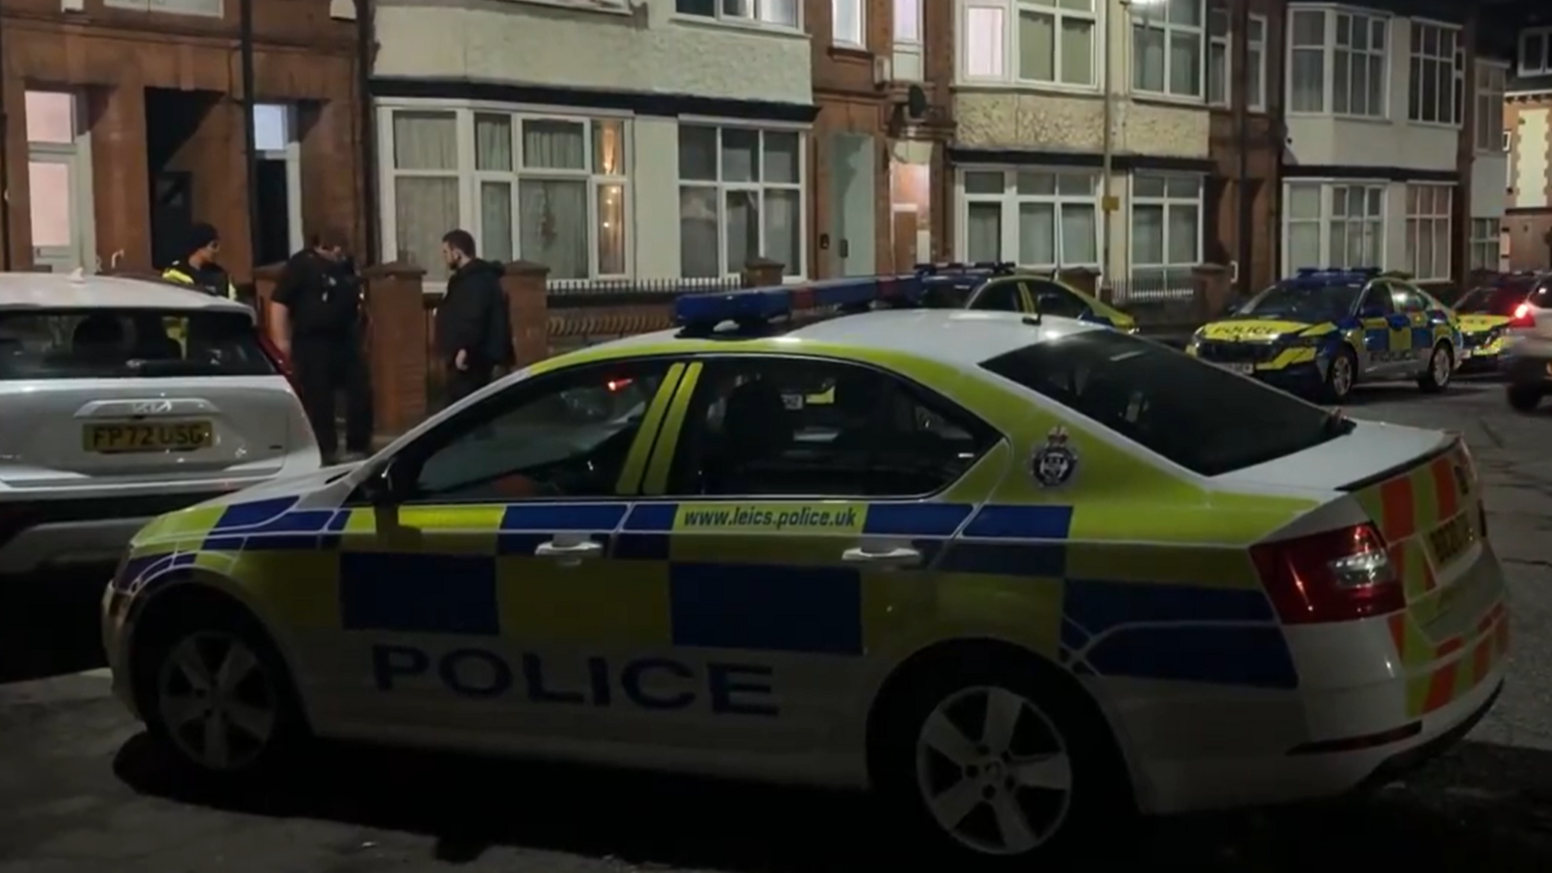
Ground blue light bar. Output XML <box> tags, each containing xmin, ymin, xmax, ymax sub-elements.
<box><xmin>673</xmin><ymin>275</ymin><xmax>926</xmax><ymax>329</ymax></box>
<box><xmin>1285</xmin><ymin>266</ymin><xmax>1381</xmax><ymax>287</ymax></box>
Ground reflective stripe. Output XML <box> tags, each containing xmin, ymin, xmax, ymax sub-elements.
<box><xmin>615</xmin><ymin>363</ymin><xmax>683</xmax><ymax>494</ymax></box>
<box><xmin>642</xmin><ymin>362</ymin><xmax>701</xmax><ymax>495</ymax></box>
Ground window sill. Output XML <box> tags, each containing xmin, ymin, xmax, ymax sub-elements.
<box><xmin>1406</xmin><ymin>119</ymin><xmax>1461</xmax><ymax>131</ymax></box>
<box><xmin>505</xmin><ymin>0</ymin><xmax>633</xmax><ymax>16</ymax></box>
<box><xmin>1130</xmin><ymin>93</ymin><xmax>1208</xmax><ymax>110</ymax></box>
<box><xmin>951</xmin><ymin>80</ymin><xmax>1102</xmax><ymax>98</ymax></box>
<box><xmin>1473</xmin><ymin>147</ymin><xmax>1509</xmax><ymax>156</ymax></box>
<box><xmin>828</xmin><ymin>43</ymin><xmax>870</xmax><ymax>58</ymax></box>
<box><xmin>670</xmin><ymin>14</ymin><xmax>809</xmax><ymax>41</ymax></box>
<box><xmin>1208</xmin><ymin>104</ymin><xmax>1270</xmax><ymax>116</ymax></box>
<box><xmin>1287</xmin><ymin>111</ymin><xmax>1390</xmax><ymax>125</ymax></box>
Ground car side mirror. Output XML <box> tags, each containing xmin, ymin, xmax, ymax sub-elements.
<box><xmin>360</xmin><ymin>460</ymin><xmax>410</xmax><ymax>506</ymax></box>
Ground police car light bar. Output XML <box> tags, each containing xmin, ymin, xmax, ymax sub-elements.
<box><xmin>915</xmin><ymin>261</ymin><xmax>1016</xmax><ymax>275</ymax></box>
<box><xmin>1292</xmin><ymin>266</ymin><xmax>1382</xmax><ymax>276</ymax></box>
<box><xmin>673</xmin><ymin>275</ymin><xmax>925</xmax><ymax>329</ymax></box>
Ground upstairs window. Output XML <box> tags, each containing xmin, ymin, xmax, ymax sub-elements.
<box><xmin>1133</xmin><ymin>0</ymin><xmax>1205</xmax><ymax>99</ymax></box>
<box><xmin>675</xmin><ymin>0</ymin><xmax>799</xmax><ymax>28</ymax></box>
<box><xmin>1521</xmin><ymin>28</ymin><xmax>1550</xmax><ymax>77</ymax></box>
<box><xmin>1408</xmin><ymin>21</ymin><xmax>1463</xmax><ymax>125</ymax></box>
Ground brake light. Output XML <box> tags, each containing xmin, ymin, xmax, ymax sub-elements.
<box><xmin>1250</xmin><ymin>523</ymin><xmax>1404</xmax><ymax>624</ymax></box>
<box><xmin>256</xmin><ymin>332</ymin><xmax>302</xmax><ymax>396</ymax></box>
<box><xmin>1510</xmin><ymin>303</ymin><xmax>1536</xmax><ymax>328</ymax></box>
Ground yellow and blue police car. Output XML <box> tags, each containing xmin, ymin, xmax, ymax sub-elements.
<box><xmin>102</xmin><ymin>276</ymin><xmax>1506</xmax><ymax>864</ymax></box>
<box><xmin>916</xmin><ymin>261</ymin><xmax>1138</xmax><ymax>333</ymax></box>
<box><xmin>1187</xmin><ymin>268</ymin><xmax>1463</xmax><ymax>403</ymax></box>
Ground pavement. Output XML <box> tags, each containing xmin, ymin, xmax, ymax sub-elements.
<box><xmin>5</xmin><ymin>375</ymin><xmax>1552</xmax><ymax>871</ymax></box>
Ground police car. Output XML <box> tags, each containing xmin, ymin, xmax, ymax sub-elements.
<box><xmin>916</xmin><ymin>261</ymin><xmax>1137</xmax><ymax>332</ymax></box>
<box><xmin>103</xmin><ymin>275</ymin><xmax>1506</xmax><ymax>864</ymax></box>
<box><xmin>1187</xmin><ymin>268</ymin><xmax>1463</xmax><ymax>403</ymax></box>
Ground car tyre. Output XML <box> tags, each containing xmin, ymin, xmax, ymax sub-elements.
<box><xmin>1418</xmin><ymin>342</ymin><xmax>1453</xmax><ymax>393</ymax></box>
<box><xmin>871</xmin><ymin>653</ymin><xmax>1130</xmax><ymax>869</ymax></box>
<box><xmin>1508</xmin><ymin>383</ymin><xmax>1543</xmax><ymax>413</ymax></box>
<box><xmin>1322</xmin><ymin>347</ymin><xmax>1357</xmax><ymax>404</ymax></box>
<box><xmin>133</xmin><ymin>597</ymin><xmax>307</xmax><ymax>785</ymax></box>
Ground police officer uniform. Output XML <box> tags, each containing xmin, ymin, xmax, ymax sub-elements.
<box><xmin>272</xmin><ymin>247</ymin><xmax>373</xmax><ymax>462</ymax></box>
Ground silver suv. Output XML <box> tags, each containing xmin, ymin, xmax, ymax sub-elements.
<box><xmin>0</xmin><ymin>273</ymin><xmax>321</xmax><ymax>579</ymax></box>
<box><xmin>1502</xmin><ymin>274</ymin><xmax>1552</xmax><ymax>412</ymax></box>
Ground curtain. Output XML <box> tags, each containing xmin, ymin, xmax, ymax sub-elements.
<box><xmin>519</xmin><ymin>179</ymin><xmax>588</xmax><ymax>279</ymax></box>
<box><xmin>523</xmin><ymin>120</ymin><xmax>586</xmax><ymax>170</ymax></box>
<box><xmin>725</xmin><ymin>190</ymin><xmax>760</xmax><ymax>273</ymax></box>
<box><xmin>394</xmin><ymin>177</ymin><xmax>459</xmax><ymax>280</ymax></box>
<box><xmin>966</xmin><ymin>204</ymin><xmax>1001</xmax><ymax>262</ymax></box>
<box><xmin>833</xmin><ymin>0</ymin><xmax>862</xmax><ymax>44</ymax></box>
<box><xmin>480</xmin><ymin>182</ymin><xmax>514</xmax><ymax>263</ymax></box>
<box><xmin>1168</xmin><ymin>31</ymin><xmax>1200</xmax><ymax>95</ymax></box>
<box><xmin>1286</xmin><ymin>185</ymin><xmax>1321</xmax><ymax>220</ymax></box>
<box><xmin>1132</xmin><ymin>204</ymin><xmax>1165</xmax><ymax>264</ymax></box>
<box><xmin>1333</xmin><ymin>50</ymin><xmax>1350</xmax><ymax>113</ymax></box>
<box><xmin>393</xmin><ymin>112</ymin><xmax>456</xmax><ymax>170</ymax></box>
<box><xmin>1288</xmin><ymin>221</ymin><xmax>1321</xmax><ymax>270</ymax></box>
<box><xmin>758</xmin><ymin>0</ymin><xmax>798</xmax><ymax>27</ymax></box>
<box><xmin>1133</xmin><ymin>25</ymin><xmax>1165</xmax><ymax>91</ymax></box>
<box><xmin>1060</xmin><ymin>18</ymin><xmax>1093</xmax><ymax>84</ymax></box>
<box><xmin>1018</xmin><ymin>203</ymin><xmax>1056</xmax><ymax>266</ymax></box>
<box><xmin>1167</xmin><ymin>203</ymin><xmax>1198</xmax><ymax>264</ymax></box>
<box><xmin>765</xmin><ymin>189</ymin><xmax>800</xmax><ymax>276</ymax></box>
<box><xmin>1060</xmin><ymin>204</ymin><xmax>1097</xmax><ymax>264</ymax></box>
<box><xmin>721</xmin><ymin>129</ymin><xmax>760</xmax><ymax>182</ymax></box>
<box><xmin>1291</xmin><ymin>50</ymin><xmax>1324</xmax><ymax>111</ymax></box>
<box><xmin>1019</xmin><ymin>11</ymin><xmax>1054</xmax><ymax>81</ymax></box>
<box><xmin>597</xmin><ymin>184</ymin><xmax>626</xmax><ymax>275</ymax></box>
<box><xmin>680</xmin><ymin>187</ymin><xmax>719</xmax><ymax>277</ymax></box>
<box><xmin>893</xmin><ymin>0</ymin><xmax>919</xmax><ymax>41</ymax></box>
<box><xmin>475</xmin><ymin>114</ymin><xmax>513</xmax><ymax>171</ymax></box>
<box><xmin>593</xmin><ymin>119</ymin><xmax>625</xmax><ymax>175</ymax></box>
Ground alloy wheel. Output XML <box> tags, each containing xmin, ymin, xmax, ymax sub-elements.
<box><xmin>155</xmin><ymin>631</ymin><xmax>278</xmax><ymax>771</ymax></box>
<box><xmin>1331</xmin><ymin>355</ymin><xmax>1354</xmax><ymax>398</ymax></box>
<box><xmin>1433</xmin><ymin>346</ymin><xmax>1451</xmax><ymax>386</ymax></box>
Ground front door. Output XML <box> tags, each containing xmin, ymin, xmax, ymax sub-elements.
<box><xmin>325</xmin><ymin>359</ymin><xmax>684</xmax><ymax>745</ymax></box>
<box><xmin>830</xmin><ymin>134</ymin><xmax>876</xmax><ymax>276</ymax></box>
<box><xmin>27</xmin><ymin>153</ymin><xmax>83</xmax><ymax>273</ymax></box>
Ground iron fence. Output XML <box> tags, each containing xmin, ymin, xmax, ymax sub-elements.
<box><xmin>546</xmin><ymin>275</ymin><xmax>744</xmax><ymax>308</ymax></box>
<box><xmin>1103</xmin><ymin>271</ymin><xmax>1196</xmax><ymax>304</ymax></box>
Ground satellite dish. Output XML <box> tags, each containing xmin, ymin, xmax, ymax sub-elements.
<box><xmin>906</xmin><ymin>85</ymin><xmax>928</xmax><ymax>120</ymax></box>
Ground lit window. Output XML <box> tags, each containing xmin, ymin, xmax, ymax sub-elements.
<box><xmin>960</xmin><ymin>169</ymin><xmax>1100</xmax><ymax>268</ymax></box>
<box><xmin>24</xmin><ymin>91</ymin><xmax>75</xmax><ymax>145</ymax></box>
<box><xmin>678</xmin><ymin>125</ymin><xmax>804</xmax><ymax>279</ymax></box>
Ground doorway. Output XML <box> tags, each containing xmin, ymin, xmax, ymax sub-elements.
<box><xmin>828</xmin><ymin>133</ymin><xmax>876</xmax><ymax>276</ymax></box>
<box><xmin>145</xmin><ymin>88</ymin><xmax>219</xmax><ymax>269</ymax></box>
<box><xmin>254</xmin><ymin>103</ymin><xmax>303</xmax><ymax>265</ymax></box>
<box><xmin>25</xmin><ymin>90</ymin><xmax>96</xmax><ymax>273</ymax></box>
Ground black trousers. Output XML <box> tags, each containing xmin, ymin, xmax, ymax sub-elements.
<box><xmin>293</xmin><ymin>333</ymin><xmax>373</xmax><ymax>458</ymax></box>
<box><xmin>444</xmin><ymin>364</ymin><xmax>493</xmax><ymax>407</ymax></box>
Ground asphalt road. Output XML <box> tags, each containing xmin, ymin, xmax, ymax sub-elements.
<box><xmin>5</xmin><ymin>376</ymin><xmax>1552</xmax><ymax>872</ymax></box>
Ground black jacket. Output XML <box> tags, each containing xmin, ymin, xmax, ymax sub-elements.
<box><xmin>163</xmin><ymin>260</ymin><xmax>237</xmax><ymax>299</ymax></box>
<box><xmin>436</xmin><ymin>259</ymin><xmax>514</xmax><ymax>367</ymax></box>
<box><xmin>272</xmin><ymin>249</ymin><xmax>363</xmax><ymax>337</ymax></box>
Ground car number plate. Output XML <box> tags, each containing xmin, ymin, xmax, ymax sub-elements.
<box><xmin>1428</xmin><ymin>512</ymin><xmax>1475</xmax><ymax>568</ymax></box>
<box><xmin>84</xmin><ymin>421</ymin><xmax>213</xmax><ymax>454</ymax></box>
<box><xmin>1219</xmin><ymin>363</ymin><xmax>1255</xmax><ymax>375</ymax></box>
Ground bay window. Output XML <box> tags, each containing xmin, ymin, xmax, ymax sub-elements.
<box><xmin>678</xmin><ymin>125</ymin><xmax>804</xmax><ymax>279</ymax></box>
<box><xmin>1133</xmin><ymin>0</ymin><xmax>1204</xmax><ymax>98</ymax></box>
<box><xmin>675</xmin><ymin>0</ymin><xmax>799</xmax><ymax>28</ymax></box>
<box><xmin>960</xmin><ymin>169</ymin><xmax>1100</xmax><ymax>268</ymax></box>
<box><xmin>1281</xmin><ymin>181</ymin><xmax>1385</xmax><ymax>273</ymax></box>
<box><xmin>1470</xmin><ymin>218</ymin><xmax>1501</xmax><ymax>271</ymax></box>
<box><xmin>1404</xmin><ymin>184</ymin><xmax>1452</xmax><ymax>281</ymax></box>
<box><xmin>386</xmin><ymin>107</ymin><xmax>631</xmax><ymax>282</ymax></box>
<box><xmin>1130</xmin><ymin>174</ymin><xmax>1202</xmax><ymax>286</ymax></box>
<box><xmin>1476</xmin><ymin>62</ymin><xmax>1506</xmax><ymax>151</ymax></box>
<box><xmin>958</xmin><ymin>0</ymin><xmax>1098</xmax><ymax>87</ymax></box>
<box><xmin>1284</xmin><ymin>183</ymin><xmax>1323</xmax><ymax>270</ymax></box>
<box><xmin>1407</xmin><ymin>22</ymin><xmax>1462</xmax><ymax>125</ymax></box>
<box><xmin>1288</xmin><ymin>7</ymin><xmax>1387</xmax><ymax>118</ymax></box>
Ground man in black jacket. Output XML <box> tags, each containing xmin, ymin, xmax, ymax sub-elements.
<box><xmin>436</xmin><ymin>229</ymin><xmax>514</xmax><ymax>405</ymax></box>
<box><xmin>270</xmin><ymin>228</ymin><xmax>373</xmax><ymax>463</ymax></box>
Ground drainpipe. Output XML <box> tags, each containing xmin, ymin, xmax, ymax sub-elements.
<box><xmin>1234</xmin><ymin>0</ymin><xmax>1251</xmax><ymax>293</ymax></box>
<box><xmin>0</xmin><ymin>7</ymin><xmax>12</xmax><ymax>271</ymax></box>
<box><xmin>239</xmin><ymin>0</ymin><xmax>261</xmax><ymax>271</ymax></box>
<box><xmin>357</xmin><ymin>0</ymin><xmax>379</xmax><ymax>264</ymax></box>
<box><xmin>1100</xmin><ymin>1</ymin><xmax>1126</xmax><ymax>278</ymax></box>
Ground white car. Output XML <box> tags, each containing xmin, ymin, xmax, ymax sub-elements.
<box><xmin>103</xmin><ymin>279</ymin><xmax>1506</xmax><ymax>865</ymax></box>
<box><xmin>1499</xmin><ymin>273</ymin><xmax>1552</xmax><ymax>411</ymax></box>
<box><xmin>0</xmin><ymin>272</ymin><xmax>320</xmax><ymax>581</ymax></box>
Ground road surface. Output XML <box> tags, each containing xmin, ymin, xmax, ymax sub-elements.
<box><xmin>4</xmin><ymin>377</ymin><xmax>1552</xmax><ymax>871</ymax></box>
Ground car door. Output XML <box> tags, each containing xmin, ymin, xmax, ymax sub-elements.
<box><xmin>1356</xmin><ymin>281</ymin><xmax>1412</xmax><ymax>377</ymax></box>
<box><xmin>610</xmin><ymin>354</ymin><xmax>1003</xmax><ymax>755</ymax></box>
<box><xmin>1389</xmin><ymin>284</ymin><xmax>1436</xmax><ymax>377</ymax></box>
<box><xmin>324</xmin><ymin>358</ymin><xmax>684</xmax><ymax>746</ymax></box>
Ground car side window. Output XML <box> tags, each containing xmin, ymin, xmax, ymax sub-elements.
<box><xmin>1390</xmin><ymin>286</ymin><xmax>1428</xmax><ymax>313</ymax></box>
<box><xmin>1024</xmin><ymin>280</ymin><xmax>1090</xmax><ymax>319</ymax></box>
<box><xmin>665</xmin><ymin>357</ymin><xmax>998</xmax><ymax>497</ymax></box>
<box><xmin>1360</xmin><ymin>284</ymin><xmax>1396</xmax><ymax>315</ymax></box>
<box><xmin>968</xmin><ymin>280</ymin><xmax>1022</xmax><ymax>312</ymax></box>
<box><xmin>402</xmin><ymin>360</ymin><xmax>673</xmax><ymax>502</ymax></box>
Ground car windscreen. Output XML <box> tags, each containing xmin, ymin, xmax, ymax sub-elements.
<box><xmin>0</xmin><ymin>308</ymin><xmax>275</xmax><ymax>380</ymax></box>
<box><xmin>980</xmin><ymin>331</ymin><xmax>1351</xmax><ymax>477</ymax></box>
<box><xmin>1453</xmin><ymin>285</ymin><xmax>1528</xmax><ymax>315</ymax></box>
<box><xmin>1235</xmin><ymin>282</ymin><xmax>1363</xmax><ymax>322</ymax></box>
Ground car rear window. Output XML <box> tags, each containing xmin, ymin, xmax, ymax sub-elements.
<box><xmin>980</xmin><ymin>331</ymin><xmax>1350</xmax><ymax>476</ymax></box>
<box><xmin>1454</xmin><ymin>285</ymin><xmax>1528</xmax><ymax>315</ymax></box>
<box><xmin>0</xmin><ymin>308</ymin><xmax>276</xmax><ymax>380</ymax></box>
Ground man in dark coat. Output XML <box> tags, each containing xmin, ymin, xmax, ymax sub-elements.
<box><xmin>436</xmin><ymin>229</ymin><xmax>514</xmax><ymax>405</ymax></box>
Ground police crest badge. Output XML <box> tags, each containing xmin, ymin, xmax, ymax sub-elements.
<box><xmin>1031</xmin><ymin>426</ymin><xmax>1078</xmax><ymax>488</ymax></box>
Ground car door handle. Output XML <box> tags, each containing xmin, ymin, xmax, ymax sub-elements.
<box><xmin>841</xmin><ymin>546</ymin><xmax>921</xmax><ymax>565</ymax></box>
<box><xmin>535</xmin><ymin>540</ymin><xmax>603</xmax><ymax>562</ymax></box>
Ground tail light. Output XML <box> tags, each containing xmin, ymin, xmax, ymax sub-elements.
<box><xmin>255</xmin><ymin>331</ymin><xmax>302</xmax><ymax>396</ymax></box>
<box><xmin>1509</xmin><ymin>303</ymin><xmax>1536</xmax><ymax>328</ymax></box>
<box><xmin>1250</xmin><ymin>523</ymin><xmax>1404</xmax><ymax>624</ymax></box>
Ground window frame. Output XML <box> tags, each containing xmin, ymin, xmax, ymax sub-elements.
<box><xmin>378</xmin><ymin>103</ymin><xmax>634</xmax><ymax>286</ymax></box>
<box><xmin>1520</xmin><ymin>26</ymin><xmax>1551</xmax><ymax>77</ymax></box>
<box><xmin>957</xmin><ymin>0</ymin><xmax>1101</xmax><ymax>89</ymax></box>
<box><xmin>1286</xmin><ymin>6</ymin><xmax>1390</xmax><ymax>119</ymax></box>
<box><xmin>676</xmin><ymin>122</ymin><xmax>807</xmax><ymax>280</ymax></box>
<box><xmin>832</xmin><ymin>0</ymin><xmax>866</xmax><ymax>48</ymax></box>
<box><xmin>1128</xmin><ymin>172</ymin><xmax>1204</xmax><ymax>285</ymax></box>
<box><xmin>673</xmin><ymin>0</ymin><xmax>802</xmax><ymax>31</ymax></box>
<box><xmin>1207</xmin><ymin>10</ymin><xmax>1268</xmax><ymax>111</ymax></box>
<box><xmin>1475</xmin><ymin>61</ymin><xmax>1507</xmax><ymax>153</ymax></box>
<box><xmin>1280</xmin><ymin>180</ymin><xmax>1388</xmax><ymax>274</ymax></box>
<box><xmin>1469</xmin><ymin>217</ymin><xmax>1502</xmax><ymax>272</ymax></box>
<box><xmin>1208</xmin><ymin>6</ymin><xmax>1230</xmax><ymax>107</ymax></box>
<box><xmin>957</xmin><ymin>168</ymin><xmax>1103</xmax><ymax>270</ymax></box>
<box><xmin>1403</xmin><ymin>183</ymin><xmax>1453</xmax><ymax>282</ymax></box>
<box><xmin>1407</xmin><ymin>19</ymin><xmax>1463</xmax><ymax>127</ymax></box>
<box><xmin>659</xmin><ymin>353</ymin><xmax>1002</xmax><ymax>501</ymax></box>
<box><xmin>1132</xmin><ymin>0</ymin><xmax>1207</xmax><ymax>100</ymax></box>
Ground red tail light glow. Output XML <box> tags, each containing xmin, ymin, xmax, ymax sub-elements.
<box><xmin>1250</xmin><ymin>523</ymin><xmax>1404</xmax><ymax>624</ymax></box>
<box><xmin>1510</xmin><ymin>303</ymin><xmax>1536</xmax><ymax>328</ymax></box>
<box><xmin>606</xmin><ymin>378</ymin><xmax>633</xmax><ymax>392</ymax></box>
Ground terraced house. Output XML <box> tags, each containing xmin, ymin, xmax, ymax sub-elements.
<box><xmin>1502</xmin><ymin>3</ymin><xmax>1552</xmax><ymax>269</ymax></box>
<box><xmin>370</xmin><ymin>0</ymin><xmax>815</xmax><ymax>285</ymax></box>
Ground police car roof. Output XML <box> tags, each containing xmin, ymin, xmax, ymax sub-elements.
<box><xmin>0</xmin><ymin>272</ymin><xmax>250</xmax><ymax>314</ymax></box>
<box><xmin>604</xmin><ymin>309</ymin><xmax>1104</xmax><ymax>370</ymax></box>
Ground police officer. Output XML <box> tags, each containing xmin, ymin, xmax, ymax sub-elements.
<box><xmin>269</xmin><ymin>228</ymin><xmax>373</xmax><ymax>464</ymax></box>
<box><xmin>162</xmin><ymin>222</ymin><xmax>238</xmax><ymax>299</ymax></box>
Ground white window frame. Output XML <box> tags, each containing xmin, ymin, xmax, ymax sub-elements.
<box><xmin>1248</xmin><ymin>14</ymin><xmax>1268</xmax><ymax>111</ymax></box>
<box><xmin>1208</xmin><ymin>6</ymin><xmax>1230</xmax><ymax>107</ymax></box>
<box><xmin>1404</xmin><ymin>183</ymin><xmax>1452</xmax><ymax>282</ymax></box>
<box><xmin>1208</xmin><ymin>10</ymin><xmax>1268</xmax><ymax>110</ymax></box>
<box><xmin>1407</xmin><ymin>20</ymin><xmax>1463</xmax><ymax>126</ymax></box>
<box><xmin>673</xmin><ymin>0</ymin><xmax>801</xmax><ymax>31</ymax></box>
<box><xmin>1475</xmin><ymin>61</ymin><xmax>1507</xmax><ymax>152</ymax></box>
<box><xmin>1520</xmin><ymin>26</ymin><xmax>1551</xmax><ymax>77</ymax></box>
<box><xmin>1469</xmin><ymin>217</ymin><xmax>1502</xmax><ymax>272</ymax></box>
<box><xmin>1279</xmin><ymin>180</ymin><xmax>1387</xmax><ymax>273</ymax></box>
<box><xmin>894</xmin><ymin>0</ymin><xmax>923</xmax><ymax>80</ymax></box>
<box><xmin>1128</xmin><ymin>173</ymin><xmax>1203</xmax><ymax>287</ymax></box>
<box><xmin>832</xmin><ymin>0</ymin><xmax>865</xmax><ymax>47</ymax></box>
<box><xmin>25</xmin><ymin>88</ymin><xmax>96</xmax><ymax>274</ymax></box>
<box><xmin>1132</xmin><ymin>0</ymin><xmax>1206</xmax><ymax>100</ymax></box>
<box><xmin>254</xmin><ymin>103</ymin><xmax>304</xmax><ymax>256</ymax></box>
<box><xmin>1286</xmin><ymin>6</ymin><xmax>1389</xmax><ymax>119</ymax></box>
<box><xmin>675</xmin><ymin>122</ymin><xmax>808</xmax><ymax>280</ymax></box>
<box><xmin>956</xmin><ymin>0</ymin><xmax>1101</xmax><ymax>90</ymax></box>
<box><xmin>376</xmin><ymin>101</ymin><xmax>635</xmax><ymax>287</ymax></box>
<box><xmin>956</xmin><ymin>168</ymin><xmax>1102</xmax><ymax>270</ymax></box>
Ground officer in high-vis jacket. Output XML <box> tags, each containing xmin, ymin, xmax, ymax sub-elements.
<box><xmin>161</xmin><ymin>223</ymin><xmax>238</xmax><ymax>299</ymax></box>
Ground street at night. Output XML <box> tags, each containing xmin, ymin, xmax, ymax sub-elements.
<box><xmin>3</xmin><ymin>378</ymin><xmax>1552</xmax><ymax>872</ymax></box>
